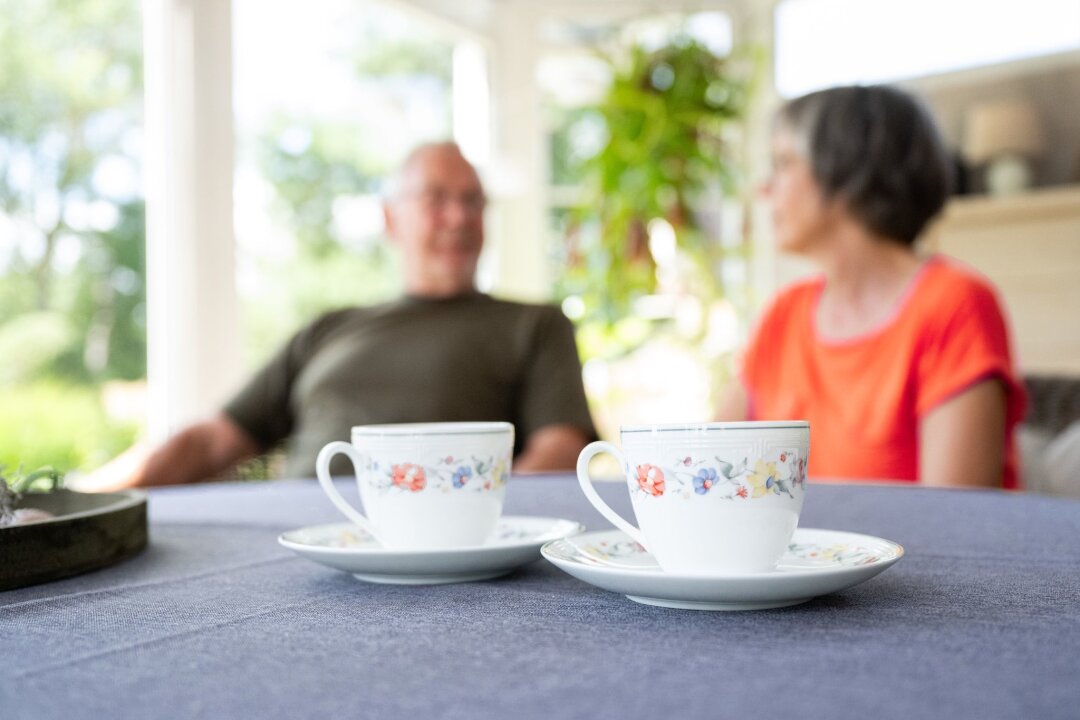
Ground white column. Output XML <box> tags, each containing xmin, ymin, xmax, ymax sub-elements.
<box><xmin>487</xmin><ymin>0</ymin><xmax>550</xmax><ymax>302</ymax></box>
<box><xmin>728</xmin><ymin>0</ymin><xmax>787</xmax><ymax>309</ymax></box>
<box><xmin>453</xmin><ymin>40</ymin><xmax>492</xmax><ymax>168</ymax></box>
<box><xmin>142</xmin><ymin>0</ymin><xmax>242</xmax><ymax>441</ymax></box>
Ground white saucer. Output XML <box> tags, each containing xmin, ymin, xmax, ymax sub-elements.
<box><xmin>541</xmin><ymin>528</ymin><xmax>903</xmax><ymax>611</ymax></box>
<box><xmin>279</xmin><ymin>516</ymin><xmax>585</xmax><ymax>585</ymax></box>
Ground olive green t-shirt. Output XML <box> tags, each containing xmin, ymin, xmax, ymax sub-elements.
<box><xmin>224</xmin><ymin>293</ymin><xmax>597</xmax><ymax>478</ymax></box>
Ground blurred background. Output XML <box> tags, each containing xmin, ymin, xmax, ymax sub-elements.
<box><xmin>1</xmin><ymin>0</ymin><xmax>1078</xmax><ymax>479</ymax></box>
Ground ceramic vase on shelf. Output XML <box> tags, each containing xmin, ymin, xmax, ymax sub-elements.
<box><xmin>963</xmin><ymin>98</ymin><xmax>1045</xmax><ymax>197</ymax></box>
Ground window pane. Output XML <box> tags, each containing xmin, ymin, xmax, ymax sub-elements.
<box><xmin>233</xmin><ymin>0</ymin><xmax>455</xmax><ymax>366</ymax></box>
<box><xmin>0</xmin><ymin>0</ymin><xmax>145</xmax><ymax>474</ymax></box>
<box><xmin>776</xmin><ymin>0</ymin><xmax>1080</xmax><ymax>97</ymax></box>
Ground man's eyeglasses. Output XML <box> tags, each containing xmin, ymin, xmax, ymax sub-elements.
<box><xmin>408</xmin><ymin>189</ymin><xmax>487</xmax><ymax>214</ymax></box>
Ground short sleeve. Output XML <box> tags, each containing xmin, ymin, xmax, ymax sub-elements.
<box><xmin>915</xmin><ymin>279</ymin><xmax>1026</xmax><ymax>424</ymax></box>
<box><xmin>739</xmin><ymin>284</ymin><xmax>808</xmax><ymax>419</ymax></box>
<box><xmin>514</xmin><ymin>307</ymin><xmax>598</xmax><ymax>441</ymax></box>
<box><xmin>223</xmin><ymin>311</ymin><xmax>340</xmax><ymax>450</ymax></box>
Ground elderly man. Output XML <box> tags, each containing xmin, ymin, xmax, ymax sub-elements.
<box><xmin>89</xmin><ymin>142</ymin><xmax>596</xmax><ymax>488</ymax></box>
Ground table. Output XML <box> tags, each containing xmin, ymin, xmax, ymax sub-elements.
<box><xmin>3</xmin><ymin>475</ymin><xmax>1079</xmax><ymax>720</ymax></box>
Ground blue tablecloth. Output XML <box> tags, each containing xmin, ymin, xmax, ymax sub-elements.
<box><xmin>3</xmin><ymin>476</ymin><xmax>1079</xmax><ymax>720</ymax></box>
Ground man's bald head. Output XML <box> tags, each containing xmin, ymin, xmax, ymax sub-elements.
<box><xmin>387</xmin><ymin>142</ymin><xmax>480</xmax><ymax>203</ymax></box>
<box><xmin>383</xmin><ymin>142</ymin><xmax>487</xmax><ymax>298</ymax></box>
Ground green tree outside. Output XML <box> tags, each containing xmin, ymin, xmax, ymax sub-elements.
<box><xmin>1</xmin><ymin>0</ymin><xmax>458</xmax><ymax>474</ymax></box>
<box><xmin>0</xmin><ymin>0</ymin><xmax>145</xmax><ymax>472</ymax></box>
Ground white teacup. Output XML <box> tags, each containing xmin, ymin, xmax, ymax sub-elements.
<box><xmin>316</xmin><ymin>422</ymin><xmax>513</xmax><ymax>550</ymax></box>
<box><xmin>577</xmin><ymin>421</ymin><xmax>809</xmax><ymax>574</ymax></box>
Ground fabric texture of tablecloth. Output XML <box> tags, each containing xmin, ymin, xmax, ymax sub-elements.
<box><xmin>2</xmin><ymin>476</ymin><xmax>1079</xmax><ymax>720</ymax></box>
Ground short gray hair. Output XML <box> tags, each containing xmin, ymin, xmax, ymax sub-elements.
<box><xmin>776</xmin><ymin>85</ymin><xmax>952</xmax><ymax>245</ymax></box>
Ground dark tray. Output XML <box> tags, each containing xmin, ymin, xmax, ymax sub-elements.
<box><xmin>0</xmin><ymin>490</ymin><xmax>148</xmax><ymax>591</ymax></box>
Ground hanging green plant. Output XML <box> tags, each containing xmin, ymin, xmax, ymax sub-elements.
<box><xmin>557</xmin><ymin>37</ymin><xmax>753</xmax><ymax>359</ymax></box>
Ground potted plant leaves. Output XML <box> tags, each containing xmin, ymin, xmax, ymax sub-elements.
<box><xmin>0</xmin><ymin>466</ymin><xmax>62</xmax><ymax>527</ymax></box>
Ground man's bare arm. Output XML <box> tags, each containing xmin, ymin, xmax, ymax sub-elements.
<box><xmin>514</xmin><ymin>425</ymin><xmax>592</xmax><ymax>472</ymax></box>
<box><xmin>72</xmin><ymin>414</ymin><xmax>261</xmax><ymax>492</ymax></box>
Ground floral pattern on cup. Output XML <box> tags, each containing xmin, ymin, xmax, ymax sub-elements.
<box><xmin>391</xmin><ymin>463</ymin><xmax>427</xmax><ymax>492</ymax></box>
<box><xmin>636</xmin><ymin>464</ymin><xmax>666</xmax><ymax>496</ymax></box>
<box><xmin>631</xmin><ymin>450</ymin><xmax>807</xmax><ymax>500</ymax></box>
<box><xmin>452</xmin><ymin>466</ymin><xmax>473</xmax><ymax>488</ymax></box>
<box><xmin>369</xmin><ymin>455</ymin><xmax>508</xmax><ymax>494</ymax></box>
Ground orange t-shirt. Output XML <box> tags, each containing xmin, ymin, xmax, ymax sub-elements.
<box><xmin>741</xmin><ymin>255</ymin><xmax>1026</xmax><ymax>488</ymax></box>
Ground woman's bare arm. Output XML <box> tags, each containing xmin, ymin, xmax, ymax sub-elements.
<box><xmin>714</xmin><ymin>380</ymin><xmax>750</xmax><ymax>422</ymax></box>
<box><xmin>920</xmin><ymin>379</ymin><xmax>1007</xmax><ymax>488</ymax></box>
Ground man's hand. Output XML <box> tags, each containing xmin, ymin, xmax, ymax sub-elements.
<box><xmin>514</xmin><ymin>425</ymin><xmax>592</xmax><ymax>472</ymax></box>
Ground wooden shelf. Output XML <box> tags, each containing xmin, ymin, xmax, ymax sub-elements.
<box><xmin>941</xmin><ymin>185</ymin><xmax>1080</xmax><ymax>227</ymax></box>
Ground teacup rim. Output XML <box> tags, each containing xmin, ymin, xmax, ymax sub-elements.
<box><xmin>351</xmin><ymin>421</ymin><xmax>514</xmax><ymax>437</ymax></box>
<box><xmin>620</xmin><ymin>420</ymin><xmax>808</xmax><ymax>434</ymax></box>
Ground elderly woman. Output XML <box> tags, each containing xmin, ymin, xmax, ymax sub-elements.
<box><xmin>717</xmin><ymin>85</ymin><xmax>1026</xmax><ymax>488</ymax></box>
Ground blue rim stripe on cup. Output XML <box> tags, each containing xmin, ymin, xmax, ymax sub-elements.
<box><xmin>352</xmin><ymin>422</ymin><xmax>513</xmax><ymax>438</ymax></box>
<box><xmin>620</xmin><ymin>421</ymin><xmax>808</xmax><ymax>434</ymax></box>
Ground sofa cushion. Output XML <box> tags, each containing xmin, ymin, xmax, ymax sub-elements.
<box><xmin>1042</xmin><ymin>420</ymin><xmax>1080</xmax><ymax>498</ymax></box>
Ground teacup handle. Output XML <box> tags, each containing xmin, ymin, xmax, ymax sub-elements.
<box><xmin>315</xmin><ymin>441</ymin><xmax>384</xmax><ymax>544</ymax></box>
<box><xmin>576</xmin><ymin>441</ymin><xmax>648</xmax><ymax>550</ymax></box>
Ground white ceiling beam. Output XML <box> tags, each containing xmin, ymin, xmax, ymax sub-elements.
<box><xmin>375</xmin><ymin>0</ymin><xmax>494</xmax><ymax>42</ymax></box>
